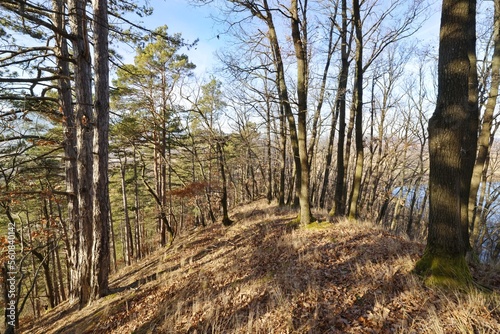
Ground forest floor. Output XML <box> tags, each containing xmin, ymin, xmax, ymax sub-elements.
<box><xmin>23</xmin><ymin>199</ymin><xmax>500</xmax><ymax>333</ymax></box>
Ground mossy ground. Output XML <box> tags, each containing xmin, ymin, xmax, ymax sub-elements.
<box><xmin>415</xmin><ymin>250</ymin><xmax>473</xmax><ymax>289</ymax></box>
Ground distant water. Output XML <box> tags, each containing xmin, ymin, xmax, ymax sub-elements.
<box><xmin>393</xmin><ymin>183</ymin><xmax>499</xmax><ymax>264</ymax></box>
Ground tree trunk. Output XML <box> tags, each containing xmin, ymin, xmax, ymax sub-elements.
<box><xmin>461</xmin><ymin>0</ymin><xmax>479</xmax><ymax>255</ymax></box>
<box><xmin>216</xmin><ymin>139</ymin><xmax>233</xmax><ymax>226</ymax></box>
<box><xmin>469</xmin><ymin>0</ymin><xmax>500</xmax><ymax>250</ymax></box>
<box><xmin>291</xmin><ymin>0</ymin><xmax>312</xmax><ymax>224</ymax></box>
<box><xmin>308</xmin><ymin>17</ymin><xmax>335</xmax><ymax>167</ymax></box>
<box><xmin>120</xmin><ymin>155</ymin><xmax>133</xmax><ymax>265</ymax></box>
<box><xmin>319</xmin><ymin>104</ymin><xmax>338</xmax><ymax>210</ymax></box>
<box><xmin>133</xmin><ymin>148</ymin><xmax>142</xmax><ymax>259</ymax></box>
<box><xmin>331</xmin><ymin>0</ymin><xmax>350</xmax><ymax>217</ymax></box>
<box><xmin>348</xmin><ymin>0</ymin><xmax>364</xmax><ymax>220</ymax></box>
<box><xmin>415</xmin><ymin>0</ymin><xmax>474</xmax><ymax>287</ymax></box>
<box><xmin>68</xmin><ymin>0</ymin><xmax>94</xmax><ymax>307</ymax></box>
<box><xmin>53</xmin><ymin>0</ymin><xmax>78</xmax><ymax>302</ymax></box>
<box><xmin>55</xmin><ymin>238</ymin><xmax>66</xmax><ymax>301</ymax></box>
<box><xmin>316</xmin><ymin>15</ymin><xmax>338</xmax><ymax>210</ymax></box>
<box><xmin>263</xmin><ymin>4</ymin><xmax>301</xmax><ymax>208</ymax></box>
<box><xmin>266</xmin><ymin>91</ymin><xmax>273</xmax><ymax>203</ymax></box>
<box><xmin>90</xmin><ymin>0</ymin><xmax>110</xmax><ymax>301</ymax></box>
<box><xmin>108</xmin><ymin>196</ymin><xmax>118</xmax><ymax>273</ymax></box>
<box><xmin>41</xmin><ymin>199</ymin><xmax>55</xmax><ymax>308</ymax></box>
<box><xmin>279</xmin><ymin>104</ymin><xmax>287</xmax><ymax>206</ymax></box>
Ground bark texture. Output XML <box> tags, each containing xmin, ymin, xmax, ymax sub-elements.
<box><xmin>415</xmin><ymin>0</ymin><xmax>475</xmax><ymax>287</ymax></box>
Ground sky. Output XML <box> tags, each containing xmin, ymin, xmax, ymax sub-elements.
<box><xmin>116</xmin><ymin>0</ymin><xmax>442</xmax><ymax>79</ymax></box>
<box><xmin>126</xmin><ymin>0</ymin><xmax>225</xmax><ymax>75</ymax></box>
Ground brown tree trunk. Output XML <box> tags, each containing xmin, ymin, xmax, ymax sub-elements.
<box><xmin>120</xmin><ymin>155</ymin><xmax>133</xmax><ymax>265</ymax></box>
<box><xmin>331</xmin><ymin>0</ymin><xmax>350</xmax><ymax>217</ymax></box>
<box><xmin>68</xmin><ymin>0</ymin><xmax>94</xmax><ymax>307</ymax></box>
<box><xmin>315</xmin><ymin>15</ymin><xmax>337</xmax><ymax>210</ymax></box>
<box><xmin>469</xmin><ymin>0</ymin><xmax>500</xmax><ymax>250</ymax></box>
<box><xmin>291</xmin><ymin>0</ymin><xmax>312</xmax><ymax>224</ymax></box>
<box><xmin>266</xmin><ymin>91</ymin><xmax>273</xmax><ymax>204</ymax></box>
<box><xmin>415</xmin><ymin>0</ymin><xmax>475</xmax><ymax>287</ymax></box>
<box><xmin>216</xmin><ymin>139</ymin><xmax>233</xmax><ymax>226</ymax></box>
<box><xmin>461</xmin><ymin>0</ymin><xmax>479</xmax><ymax>255</ymax></box>
<box><xmin>261</xmin><ymin>3</ymin><xmax>301</xmax><ymax>208</ymax></box>
<box><xmin>108</xmin><ymin>196</ymin><xmax>118</xmax><ymax>273</ymax></box>
<box><xmin>91</xmin><ymin>0</ymin><xmax>111</xmax><ymax>301</ymax></box>
<box><xmin>53</xmin><ymin>0</ymin><xmax>78</xmax><ymax>302</ymax></box>
<box><xmin>133</xmin><ymin>148</ymin><xmax>142</xmax><ymax>259</ymax></box>
<box><xmin>348</xmin><ymin>0</ymin><xmax>364</xmax><ymax>220</ymax></box>
<box><xmin>279</xmin><ymin>105</ymin><xmax>287</xmax><ymax>206</ymax></box>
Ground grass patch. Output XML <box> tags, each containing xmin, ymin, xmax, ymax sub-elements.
<box><xmin>303</xmin><ymin>220</ymin><xmax>332</xmax><ymax>230</ymax></box>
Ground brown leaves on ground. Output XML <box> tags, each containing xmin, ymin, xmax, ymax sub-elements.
<box><xmin>24</xmin><ymin>199</ymin><xmax>500</xmax><ymax>333</ymax></box>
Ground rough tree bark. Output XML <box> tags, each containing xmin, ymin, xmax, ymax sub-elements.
<box><xmin>90</xmin><ymin>0</ymin><xmax>111</xmax><ymax>301</ymax></box>
<box><xmin>68</xmin><ymin>0</ymin><xmax>94</xmax><ymax>307</ymax></box>
<box><xmin>52</xmin><ymin>0</ymin><xmax>79</xmax><ymax>300</ymax></box>
<box><xmin>415</xmin><ymin>0</ymin><xmax>475</xmax><ymax>287</ymax></box>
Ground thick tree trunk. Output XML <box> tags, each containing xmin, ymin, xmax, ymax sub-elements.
<box><xmin>91</xmin><ymin>0</ymin><xmax>110</xmax><ymax>301</ymax></box>
<box><xmin>461</xmin><ymin>0</ymin><xmax>479</xmax><ymax>255</ymax></box>
<box><xmin>69</xmin><ymin>0</ymin><xmax>94</xmax><ymax>307</ymax></box>
<box><xmin>415</xmin><ymin>0</ymin><xmax>474</xmax><ymax>287</ymax></box>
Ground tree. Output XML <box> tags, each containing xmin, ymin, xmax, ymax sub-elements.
<box><xmin>415</xmin><ymin>0</ymin><xmax>476</xmax><ymax>287</ymax></box>
<box><xmin>112</xmin><ymin>26</ymin><xmax>195</xmax><ymax>246</ymax></box>
<box><xmin>469</xmin><ymin>0</ymin><xmax>500</xmax><ymax>253</ymax></box>
<box><xmin>68</xmin><ymin>0</ymin><xmax>94</xmax><ymax>306</ymax></box>
<box><xmin>90</xmin><ymin>0</ymin><xmax>111</xmax><ymax>300</ymax></box>
<box><xmin>189</xmin><ymin>79</ymin><xmax>233</xmax><ymax>226</ymax></box>
<box><xmin>290</xmin><ymin>0</ymin><xmax>313</xmax><ymax>224</ymax></box>
<box><xmin>348</xmin><ymin>0</ymin><xmax>364</xmax><ymax>220</ymax></box>
<box><xmin>329</xmin><ymin>0</ymin><xmax>352</xmax><ymax>215</ymax></box>
<box><xmin>203</xmin><ymin>0</ymin><xmax>311</xmax><ymax>222</ymax></box>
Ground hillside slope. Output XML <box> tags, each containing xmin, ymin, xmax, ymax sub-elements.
<box><xmin>24</xmin><ymin>200</ymin><xmax>500</xmax><ymax>333</ymax></box>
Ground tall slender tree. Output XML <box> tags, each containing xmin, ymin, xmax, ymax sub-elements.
<box><xmin>91</xmin><ymin>0</ymin><xmax>110</xmax><ymax>300</ymax></box>
<box><xmin>68</xmin><ymin>0</ymin><xmax>94</xmax><ymax>306</ymax></box>
<box><xmin>469</xmin><ymin>0</ymin><xmax>500</xmax><ymax>251</ymax></box>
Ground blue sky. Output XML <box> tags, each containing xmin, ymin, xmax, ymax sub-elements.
<box><xmin>125</xmin><ymin>0</ymin><xmax>441</xmax><ymax>76</ymax></box>
<box><xmin>140</xmin><ymin>0</ymin><xmax>225</xmax><ymax>75</ymax></box>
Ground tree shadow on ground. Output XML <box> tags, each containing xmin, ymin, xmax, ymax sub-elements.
<box><xmin>130</xmin><ymin>215</ymin><xmax>422</xmax><ymax>333</ymax></box>
<box><xmin>26</xmin><ymin>205</ymin><xmax>427</xmax><ymax>334</ymax></box>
